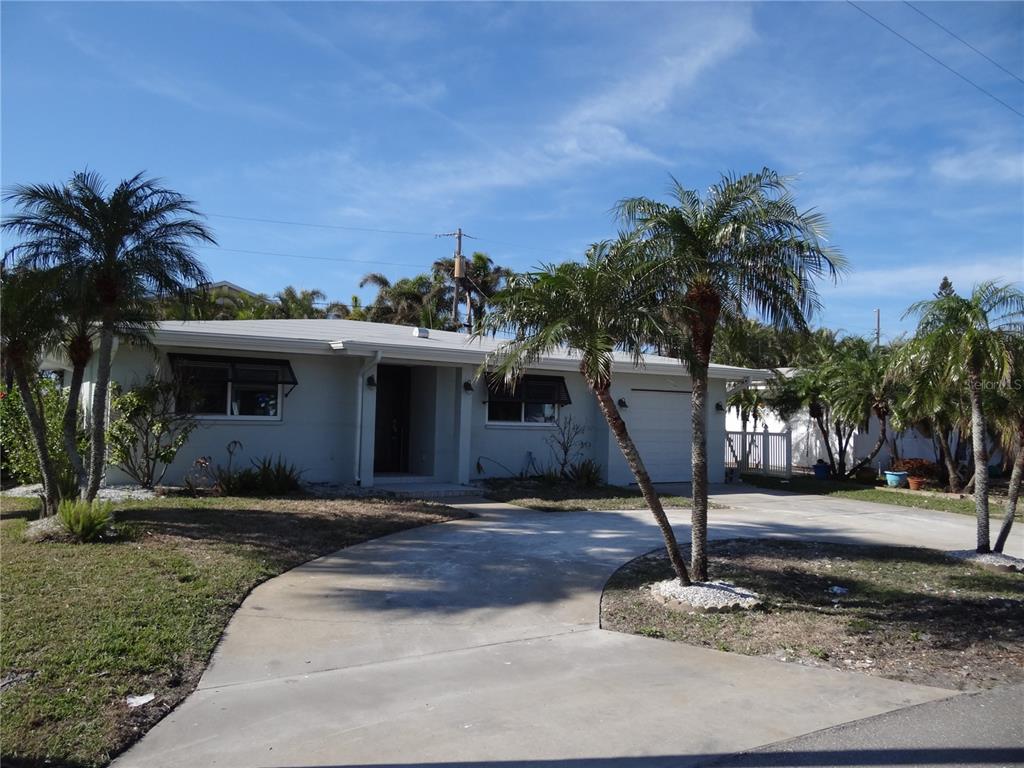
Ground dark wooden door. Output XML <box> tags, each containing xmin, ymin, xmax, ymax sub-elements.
<box><xmin>373</xmin><ymin>365</ymin><xmax>411</xmax><ymax>473</ymax></box>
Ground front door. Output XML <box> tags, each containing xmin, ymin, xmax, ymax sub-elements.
<box><xmin>374</xmin><ymin>365</ymin><xmax>411</xmax><ymax>473</ymax></box>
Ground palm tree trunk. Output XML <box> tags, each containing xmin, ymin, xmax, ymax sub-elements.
<box><xmin>813</xmin><ymin>411</ymin><xmax>837</xmax><ymax>477</ymax></box>
<box><xmin>967</xmin><ymin>370</ymin><xmax>990</xmax><ymax>553</ymax></box>
<box><xmin>62</xmin><ymin>362</ymin><xmax>87</xmax><ymax>491</ymax></box>
<box><xmin>936</xmin><ymin>426</ymin><xmax>962</xmax><ymax>493</ymax></box>
<box><xmin>993</xmin><ymin>421</ymin><xmax>1023</xmax><ymax>554</ymax></box>
<box><xmin>592</xmin><ymin>382</ymin><xmax>691</xmax><ymax>585</ymax></box>
<box><xmin>13</xmin><ymin>366</ymin><xmax>59</xmax><ymax>516</ymax></box>
<box><xmin>84</xmin><ymin>324</ymin><xmax>114</xmax><ymax>501</ymax></box>
<box><xmin>847</xmin><ymin>410</ymin><xmax>887</xmax><ymax>478</ymax></box>
<box><xmin>691</xmin><ymin>363</ymin><xmax>710</xmax><ymax>581</ymax></box>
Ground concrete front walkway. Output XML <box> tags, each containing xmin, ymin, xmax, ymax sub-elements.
<box><xmin>114</xmin><ymin>489</ymin><xmax>1020</xmax><ymax>768</ymax></box>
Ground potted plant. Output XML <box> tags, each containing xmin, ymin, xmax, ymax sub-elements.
<box><xmin>893</xmin><ymin>458</ymin><xmax>937</xmax><ymax>491</ymax></box>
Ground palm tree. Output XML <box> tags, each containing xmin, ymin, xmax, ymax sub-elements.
<box><xmin>3</xmin><ymin>171</ymin><xmax>214</xmax><ymax>500</ymax></box>
<box><xmin>432</xmin><ymin>252</ymin><xmax>511</xmax><ymax>330</ymax></box>
<box><xmin>275</xmin><ymin>286</ymin><xmax>329</xmax><ymax>318</ymax></box>
<box><xmin>477</xmin><ymin>240</ymin><xmax>692</xmax><ymax>585</ymax></box>
<box><xmin>990</xmin><ymin>336</ymin><xmax>1023</xmax><ymax>553</ymax></box>
<box><xmin>617</xmin><ymin>169</ymin><xmax>845</xmax><ymax>580</ymax></box>
<box><xmin>826</xmin><ymin>338</ymin><xmax>894</xmax><ymax>477</ymax></box>
<box><xmin>360</xmin><ymin>272</ymin><xmax>450</xmax><ymax>328</ymax></box>
<box><xmin>0</xmin><ymin>265</ymin><xmax>64</xmax><ymax>513</ymax></box>
<box><xmin>901</xmin><ymin>281</ymin><xmax>1024</xmax><ymax>553</ymax></box>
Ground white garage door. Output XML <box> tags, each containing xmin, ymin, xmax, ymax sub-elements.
<box><xmin>625</xmin><ymin>389</ymin><xmax>691</xmax><ymax>482</ymax></box>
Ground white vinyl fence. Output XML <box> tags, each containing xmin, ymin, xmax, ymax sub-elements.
<box><xmin>725</xmin><ymin>426</ymin><xmax>792</xmax><ymax>479</ymax></box>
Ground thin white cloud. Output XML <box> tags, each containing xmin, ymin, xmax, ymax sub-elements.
<box><xmin>821</xmin><ymin>254</ymin><xmax>1024</xmax><ymax>301</ymax></box>
<box><xmin>63</xmin><ymin>28</ymin><xmax>311</xmax><ymax>130</ymax></box>
<box><xmin>931</xmin><ymin>144</ymin><xmax>1024</xmax><ymax>184</ymax></box>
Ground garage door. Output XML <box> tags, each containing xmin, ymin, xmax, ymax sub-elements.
<box><xmin>625</xmin><ymin>389</ymin><xmax>691</xmax><ymax>482</ymax></box>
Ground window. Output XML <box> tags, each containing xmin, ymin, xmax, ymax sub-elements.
<box><xmin>169</xmin><ymin>355</ymin><xmax>297</xmax><ymax>419</ymax></box>
<box><xmin>486</xmin><ymin>375</ymin><xmax>571</xmax><ymax>424</ymax></box>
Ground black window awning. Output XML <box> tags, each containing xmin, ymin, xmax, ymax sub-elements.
<box><xmin>486</xmin><ymin>374</ymin><xmax>571</xmax><ymax>406</ymax></box>
<box><xmin>168</xmin><ymin>354</ymin><xmax>298</xmax><ymax>393</ymax></box>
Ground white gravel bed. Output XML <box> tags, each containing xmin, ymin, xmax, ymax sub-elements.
<box><xmin>1</xmin><ymin>483</ymin><xmax>156</xmax><ymax>502</ymax></box>
<box><xmin>947</xmin><ymin>549</ymin><xmax>1024</xmax><ymax>571</ymax></box>
<box><xmin>651</xmin><ymin>579</ymin><xmax>761</xmax><ymax>610</ymax></box>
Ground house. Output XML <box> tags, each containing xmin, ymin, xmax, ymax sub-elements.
<box><xmin>725</xmin><ymin>368</ymin><xmax>941</xmax><ymax>472</ymax></box>
<box><xmin>77</xmin><ymin>320</ymin><xmax>768</xmax><ymax>489</ymax></box>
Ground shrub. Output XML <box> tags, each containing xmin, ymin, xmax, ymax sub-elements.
<box><xmin>567</xmin><ymin>458</ymin><xmax>603</xmax><ymax>488</ymax></box>
<box><xmin>107</xmin><ymin>378</ymin><xmax>197</xmax><ymax>488</ymax></box>
<box><xmin>203</xmin><ymin>442</ymin><xmax>304</xmax><ymax>497</ymax></box>
<box><xmin>0</xmin><ymin>378</ymin><xmax>88</xmax><ymax>495</ymax></box>
<box><xmin>58</xmin><ymin>499</ymin><xmax>112</xmax><ymax>542</ymax></box>
<box><xmin>249</xmin><ymin>456</ymin><xmax>303</xmax><ymax>495</ymax></box>
<box><xmin>545</xmin><ymin>415</ymin><xmax>590</xmax><ymax>477</ymax></box>
<box><xmin>893</xmin><ymin>458</ymin><xmax>939</xmax><ymax>480</ymax></box>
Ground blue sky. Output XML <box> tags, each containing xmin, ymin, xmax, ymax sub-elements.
<box><xmin>3</xmin><ymin>1</ymin><xmax>1022</xmax><ymax>340</ymax></box>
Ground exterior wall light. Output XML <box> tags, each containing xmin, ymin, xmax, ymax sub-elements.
<box><xmin>715</xmin><ymin>402</ymin><xmax>725</xmax><ymax>412</ymax></box>
<box><xmin>366</xmin><ymin>375</ymin><xmax>377</xmax><ymax>390</ymax></box>
<box><xmin>617</xmin><ymin>398</ymin><xmax>628</xmax><ymax>408</ymax></box>
<box><xmin>463</xmin><ymin>380</ymin><xmax>475</xmax><ymax>392</ymax></box>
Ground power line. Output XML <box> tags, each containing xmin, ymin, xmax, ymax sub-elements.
<box><xmin>903</xmin><ymin>1</ymin><xmax>1024</xmax><ymax>86</ymax></box>
<box><xmin>198</xmin><ymin>245</ymin><xmax>426</xmax><ymax>269</ymax></box>
<box><xmin>207</xmin><ymin>211</ymin><xmax>577</xmax><ymax>258</ymax></box>
<box><xmin>847</xmin><ymin>1</ymin><xmax>1024</xmax><ymax>119</ymax></box>
<box><xmin>207</xmin><ymin>213</ymin><xmax>436</xmax><ymax>238</ymax></box>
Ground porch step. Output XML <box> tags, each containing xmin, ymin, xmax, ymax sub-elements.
<box><xmin>375</xmin><ymin>482</ymin><xmax>483</xmax><ymax>499</ymax></box>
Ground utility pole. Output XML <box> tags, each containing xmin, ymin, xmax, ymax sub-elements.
<box><xmin>436</xmin><ymin>227</ymin><xmax>475</xmax><ymax>332</ymax></box>
<box><xmin>875</xmin><ymin>308</ymin><xmax>881</xmax><ymax>348</ymax></box>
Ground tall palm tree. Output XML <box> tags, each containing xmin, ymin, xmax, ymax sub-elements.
<box><xmin>3</xmin><ymin>171</ymin><xmax>213</xmax><ymax>500</ymax></box>
<box><xmin>0</xmin><ymin>265</ymin><xmax>64</xmax><ymax>513</ymax></box>
<box><xmin>617</xmin><ymin>169</ymin><xmax>845</xmax><ymax>580</ymax></box>
<box><xmin>477</xmin><ymin>241</ymin><xmax>692</xmax><ymax>585</ymax></box>
<box><xmin>901</xmin><ymin>281</ymin><xmax>1024</xmax><ymax>553</ymax></box>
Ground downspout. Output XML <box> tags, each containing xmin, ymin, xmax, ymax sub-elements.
<box><xmin>353</xmin><ymin>351</ymin><xmax>381</xmax><ymax>486</ymax></box>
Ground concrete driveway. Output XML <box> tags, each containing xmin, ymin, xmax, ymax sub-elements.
<box><xmin>114</xmin><ymin>488</ymin><xmax>1021</xmax><ymax>768</ymax></box>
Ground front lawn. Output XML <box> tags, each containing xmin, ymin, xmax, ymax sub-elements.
<box><xmin>741</xmin><ymin>474</ymin><xmax>1021</xmax><ymax>520</ymax></box>
<box><xmin>0</xmin><ymin>495</ymin><xmax>466</xmax><ymax>768</ymax></box>
<box><xmin>482</xmin><ymin>478</ymin><xmax>693</xmax><ymax>511</ymax></box>
<box><xmin>602</xmin><ymin>539</ymin><xmax>1024</xmax><ymax>691</ymax></box>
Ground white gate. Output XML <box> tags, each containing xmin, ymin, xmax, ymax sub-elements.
<box><xmin>725</xmin><ymin>426</ymin><xmax>792</xmax><ymax>479</ymax></box>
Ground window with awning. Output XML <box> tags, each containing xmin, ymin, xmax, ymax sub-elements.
<box><xmin>486</xmin><ymin>374</ymin><xmax>571</xmax><ymax>424</ymax></box>
<box><xmin>169</xmin><ymin>354</ymin><xmax>297</xmax><ymax>419</ymax></box>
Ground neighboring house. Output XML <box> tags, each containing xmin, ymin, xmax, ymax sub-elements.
<box><xmin>70</xmin><ymin>320</ymin><xmax>768</xmax><ymax>489</ymax></box>
<box><xmin>725</xmin><ymin>368</ymin><xmax>941</xmax><ymax>472</ymax></box>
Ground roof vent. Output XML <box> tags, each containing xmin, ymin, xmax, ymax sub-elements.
<box><xmin>413</xmin><ymin>327</ymin><xmax>430</xmax><ymax>339</ymax></box>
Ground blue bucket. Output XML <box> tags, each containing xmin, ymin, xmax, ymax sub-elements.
<box><xmin>884</xmin><ymin>471</ymin><xmax>908</xmax><ymax>488</ymax></box>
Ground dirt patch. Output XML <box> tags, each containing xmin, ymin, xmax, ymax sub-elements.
<box><xmin>601</xmin><ymin>539</ymin><xmax>1024</xmax><ymax>691</ymax></box>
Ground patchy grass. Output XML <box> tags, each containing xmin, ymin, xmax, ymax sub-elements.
<box><xmin>741</xmin><ymin>474</ymin><xmax>1021</xmax><ymax>520</ymax></box>
<box><xmin>0</xmin><ymin>495</ymin><xmax>466</xmax><ymax>768</ymax></box>
<box><xmin>482</xmin><ymin>478</ymin><xmax>695</xmax><ymax>511</ymax></box>
<box><xmin>601</xmin><ymin>539</ymin><xmax>1024</xmax><ymax>691</ymax></box>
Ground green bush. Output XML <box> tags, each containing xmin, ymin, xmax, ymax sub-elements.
<box><xmin>108</xmin><ymin>378</ymin><xmax>197</xmax><ymax>488</ymax></box>
<box><xmin>58</xmin><ymin>499</ymin><xmax>112</xmax><ymax>542</ymax></box>
<box><xmin>567</xmin><ymin>458</ymin><xmax>603</xmax><ymax>488</ymax></box>
<box><xmin>0</xmin><ymin>378</ymin><xmax>87</xmax><ymax>493</ymax></box>
<box><xmin>205</xmin><ymin>442</ymin><xmax>303</xmax><ymax>496</ymax></box>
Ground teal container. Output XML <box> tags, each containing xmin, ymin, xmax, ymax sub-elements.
<box><xmin>884</xmin><ymin>471</ymin><xmax>908</xmax><ymax>488</ymax></box>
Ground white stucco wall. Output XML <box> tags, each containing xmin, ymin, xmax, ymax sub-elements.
<box><xmin>102</xmin><ymin>344</ymin><xmax>737</xmax><ymax>490</ymax></box>
<box><xmin>468</xmin><ymin>369</ymin><xmax>601</xmax><ymax>480</ymax></box>
<box><xmin>105</xmin><ymin>344</ymin><xmax>362</xmax><ymax>486</ymax></box>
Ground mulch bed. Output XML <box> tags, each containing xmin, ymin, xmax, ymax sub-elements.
<box><xmin>601</xmin><ymin>538</ymin><xmax>1024</xmax><ymax>691</ymax></box>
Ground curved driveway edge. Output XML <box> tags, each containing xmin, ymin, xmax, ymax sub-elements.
<box><xmin>115</xmin><ymin>491</ymin><xmax>1013</xmax><ymax>768</ymax></box>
